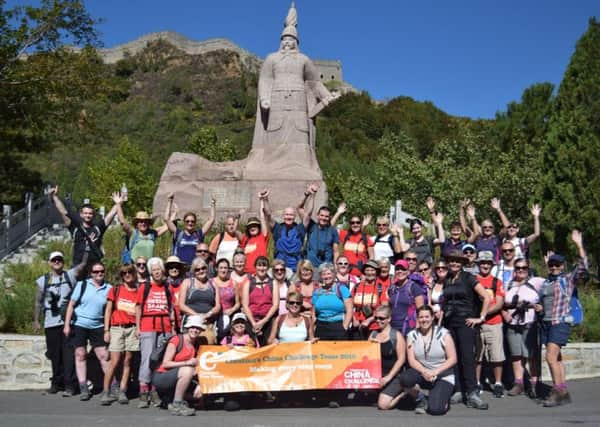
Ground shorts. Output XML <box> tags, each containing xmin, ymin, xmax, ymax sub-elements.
<box><xmin>381</xmin><ymin>375</ymin><xmax>402</xmax><ymax>398</ymax></box>
<box><xmin>540</xmin><ymin>321</ymin><xmax>570</xmax><ymax>347</ymax></box>
<box><xmin>506</xmin><ymin>323</ymin><xmax>538</xmax><ymax>358</ymax></box>
<box><xmin>109</xmin><ymin>325</ymin><xmax>139</xmax><ymax>352</ymax></box>
<box><xmin>475</xmin><ymin>323</ymin><xmax>505</xmax><ymax>362</ymax></box>
<box><xmin>70</xmin><ymin>326</ymin><xmax>106</xmax><ymax>349</ymax></box>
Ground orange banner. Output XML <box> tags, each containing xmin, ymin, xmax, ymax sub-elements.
<box><xmin>197</xmin><ymin>341</ymin><xmax>381</xmax><ymax>394</ymax></box>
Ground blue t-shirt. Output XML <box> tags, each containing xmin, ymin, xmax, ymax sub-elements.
<box><xmin>173</xmin><ymin>228</ymin><xmax>204</xmax><ymax>265</ymax></box>
<box><xmin>71</xmin><ymin>279</ymin><xmax>111</xmax><ymax>329</ymax></box>
<box><xmin>272</xmin><ymin>222</ymin><xmax>305</xmax><ymax>272</ymax></box>
<box><xmin>312</xmin><ymin>283</ymin><xmax>350</xmax><ymax>323</ymax></box>
<box><xmin>306</xmin><ymin>220</ymin><xmax>339</xmax><ymax>267</ymax></box>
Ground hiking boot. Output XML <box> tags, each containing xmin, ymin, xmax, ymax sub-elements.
<box><xmin>168</xmin><ymin>401</ymin><xmax>195</xmax><ymax>416</ymax></box>
<box><xmin>559</xmin><ymin>391</ymin><xmax>572</xmax><ymax>405</ymax></box>
<box><xmin>543</xmin><ymin>389</ymin><xmax>562</xmax><ymax>407</ymax></box>
<box><xmin>466</xmin><ymin>391</ymin><xmax>489</xmax><ymax>410</ymax></box>
<box><xmin>62</xmin><ymin>387</ymin><xmax>74</xmax><ymax>398</ymax></box>
<box><xmin>492</xmin><ymin>383</ymin><xmax>505</xmax><ymax>398</ymax></box>
<box><xmin>450</xmin><ymin>391</ymin><xmax>463</xmax><ymax>404</ymax></box>
<box><xmin>527</xmin><ymin>383</ymin><xmax>539</xmax><ymax>400</ymax></box>
<box><xmin>328</xmin><ymin>400</ymin><xmax>341</xmax><ymax>408</ymax></box>
<box><xmin>79</xmin><ymin>383</ymin><xmax>91</xmax><ymax>401</ymax></box>
<box><xmin>415</xmin><ymin>397</ymin><xmax>428</xmax><ymax>414</ymax></box>
<box><xmin>118</xmin><ymin>391</ymin><xmax>129</xmax><ymax>404</ymax></box>
<box><xmin>508</xmin><ymin>382</ymin><xmax>524</xmax><ymax>396</ymax></box>
<box><xmin>150</xmin><ymin>390</ymin><xmax>161</xmax><ymax>407</ymax></box>
<box><xmin>100</xmin><ymin>391</ymin><xmax>117</xmax><ymax>406</ymax></box>
<box><xmin>137</xmin><ymin>391</ymin><xmax>150</xmax><ymax>409</ymax></box>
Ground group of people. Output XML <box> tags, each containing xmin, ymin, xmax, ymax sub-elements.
<box><xmin>32</xmin><ymin>185</ymin><xmax>587</xmax><ymax>416</ymax></box>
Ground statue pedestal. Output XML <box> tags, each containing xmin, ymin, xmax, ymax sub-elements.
<box><xmin>152</xmin><ymin>151</ymin><xmax>327</xmax><ymax>222</ymax></box>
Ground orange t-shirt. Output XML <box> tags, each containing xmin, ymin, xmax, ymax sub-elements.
<box><xmin>241</xmin><ymin>233</ymin><xmax>270</xmax><ymax>274</ymax></box>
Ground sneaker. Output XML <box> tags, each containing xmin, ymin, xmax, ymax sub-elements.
<box><xmin>79</xmin><ymin>383</ymin><xmax>91</xmax><ymax>401</ymax></box>
<box><xmin>118</xmin><ymin>391</ymin><xmax>129</xmax><ymax>404</ymax></box>
<box><xmin>62</xmin><ymin>388</ymin><xmax>74</xmax><ymax>398</ymax></box>
<box><xmin>508</xmin><ymin>383</ymin><xmax>524</xmax><ymax>396</ymax></box>
<box><xmin>169</xmin><ymin>401</ymin><xmax>195</xmax><ymax>416</ymax></box>
<box><xmin>493</xmin><ymin>383</ymin><xmax>505</xmax><ymax>398</ymax></box>
<box><xmin>110</xmin><ymin>383</ymin><xmax>120</xmax><ymax>397</ymax></box>
<box><xmin>474</xmin><ymin>383</ymin><xmax>483</xmax><ymax>396</ymax></box>
<box><xmin>328</xmin><ymin>401</ymin><xmax>340</xmax><ymax>408</ymax></box>
<box><xmin>137</xmin><ymin>392</ymin><xmax>149</xmax><ymax>409</ymax></box>
<box><xmin>466</xmin><ymin>391</ymin><xmax>489</xmax><ymax>410</ymax></box>
<box><xmin>415</xmin><ymin>398</ymin><xmax>428</xmax><ymax>415</ymax></box>
<box><xmin>450</xmin><ymin>391</ymin><xmax>463</xmax><ymax>404</ymax></box>
<box><xmin>543</xmin><ymin>389</ymin><xmax>562</xmax><ymax>407</ymax></box>
<box><xmin>100</xmin><ymin>391</ymin><xmax>117</xmax><ymax>406</ymax></box>
<box><xmin>150</xmin><ymin>390</ymin><xmax>161</xmax><ymax>407</ymax></box>
<box><xmin>560</xmin><ymin>391</ymin><xmax>572</xmax><ymax>405</ymax></box>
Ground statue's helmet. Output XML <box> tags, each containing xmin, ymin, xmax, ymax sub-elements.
<box><xmin>280</xmin><ymin>2</ymin><xmax>298</xmax><ymax>41</ymax></box>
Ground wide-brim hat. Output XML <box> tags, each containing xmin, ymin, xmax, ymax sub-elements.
<box><xmin>362</xmin><ymin>259</ymin><xmax>380</xmax><ymax>273</ymax></box>
<box><xmin>445</xmin><ymin>249</ymin><xmax>468</xmax><ymax>263</ymax></box>
<box><xmin>48</xmin><ymin>251</ymin><xmax>64</xmax><ymax>261</ymax></box>
<box><xmin>133</xmin><ymin>211</ymin><xmax>153</xmax><ymax>224</ymax></box>
<box><xmin>165</xmin><ymin>255</ymin><xmax>185</xmax><ymax>269</ymax></box>
<box><xmin>476</xmin><ymin>251</ymin><xmax>495</xmax><ymax>264</ymax></box>
<box><xmin>246</xmin><ymin>217</ymin><xmax>261</xmax><ymax>228</ymax></box>
<box><xmin>184</xmin><ymin>314</ymin><xmax>207</xmax><ymax>330</ymax></box>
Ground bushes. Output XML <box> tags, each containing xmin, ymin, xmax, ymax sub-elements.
<box><xmin>571</xmin><ymin>287</ymin><xmax>600</xmax><ymax>342</ymax></box>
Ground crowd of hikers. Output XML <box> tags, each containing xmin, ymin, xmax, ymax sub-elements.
<box><xmin>32</xmin><ymin>185</ymin><xmax>588</xmax><ymax>416</ymax></box>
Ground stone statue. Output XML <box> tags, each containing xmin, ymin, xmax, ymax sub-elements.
<box><xmin>244</xmin><ymin>1</ymin><xmax>339</xmax><ymax>180</ymax></box>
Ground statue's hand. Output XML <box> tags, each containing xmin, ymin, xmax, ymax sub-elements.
<box><xmin>260</xmin><ymin>99</ymin><xmax>270</xmax><ymax>110</ymax></box>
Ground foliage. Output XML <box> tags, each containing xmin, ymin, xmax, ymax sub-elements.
<box><xmin>571</xmin><ymin>286</ymin><xmax>600</xmax><ymax>342</ymax></box>
<box><xmin>537</xmin><ymin>18</ymin><xmax>600</xmax><ymax>260</ymax></box>
<box><xmin>87</xmin><ymin>136</ymin><xmax>157</xmax><ymax>215</ymax></box>
<box><xmin>188</xmin><ymin>126</ymin><xmax>236</xmax><ymax>161</ymax></box>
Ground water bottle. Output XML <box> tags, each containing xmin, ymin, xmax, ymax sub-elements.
<box><xmin>121</xmin><ymin>183</ymin><xmax>128</xmax><ymax>202</ymax></box>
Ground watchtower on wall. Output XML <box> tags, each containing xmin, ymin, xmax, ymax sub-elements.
<box><xmin>314</xmin><ymin>59</ymin><xmax>343</xmax><ymax>83</ymax></box>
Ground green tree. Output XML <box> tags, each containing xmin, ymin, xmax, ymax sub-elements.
<box><xmin>188</xmin><ymin>126</ymin><xmax>236</xmax><ymax>161</ymax></box>
<box><xmin>87</xmin><ymin>137</ymin><xmax>157</xmax><ymax>215</ymax></box>
<box><xmin>538</xmin><ymin>18</ymin><xmax>600</xmax><ymax>261</ymax></box>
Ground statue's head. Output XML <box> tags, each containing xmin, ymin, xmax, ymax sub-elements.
<box><xmin>280</xmin><ymin>35</ymin><xmax>298</xmax><ymax>52</ymax></box>
<box><xmin>280</xmin><ymin>2</ymin><xmax>299</xmax><ymax>48</ymax></box>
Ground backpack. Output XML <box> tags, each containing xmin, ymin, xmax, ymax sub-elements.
<box><xmin>141</xmin><ymin>282</ymin><xmax>174</xmax><ymax>332</ymax></box>
<box><xmin>408</xmin><ymin>237</ymin><xmax>433</xmax><ymax>263</ymax></box>
<box><xmin>63</xmin><ymin>280</ymin><xmax>88</xmax><ymax>323</ymax></box>
<box><xmin>149</xmin><ymin>333</ymin><xmax>184</xmax><ymax>371</ymax></box>
<box><xmin>570</xmin><ymin>287</ymin><xmax>584</xmax><ymax>325</ymax></box>
<box><xmin>248</xmin><ymin>275</ymin><xmax>273</xmax><ymax>294</ymax></box>
<box><xmin>121</xmin><ymin>229</ymin><xmax>157</xmax><ymax>264</ymax></box>
<box><xmin>374</xmin><ymin>234</ymin><xmax>396</xmax><ymax>262</ymax></box>
<box><xmin>273</xmin><ymin>223</ymin><xmax>303</xmax><ymax>260</ymax></box>
<box><xmin>372</xmin><ymin>327</ymin><xmax>400</xmax><ymax>356</ymax></box>
<box><xmin>40</xmin><ymin>271</ymin><xmax>73</xmax><ymax>317</ymax></box>
<box><xmin>342</xmin><ymin>231</ymin><xmax>370</xmax><ymax>270</ymax></box>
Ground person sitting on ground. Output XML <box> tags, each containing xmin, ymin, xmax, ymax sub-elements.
<box><xmin>399</xmin><ymin>197</ymin><xmax>445</xmax><ymax>264</ymax></box>
<box><xmin>178</xmin><ymin>257</ymin><xmax>221</xmax><ymax>345</ymax></box>
<box><xmin>241</xmin><ymin>193</ymin><xmax>270</xmax><ymax>274</ymax></box>
<box><xmin>33</xmin><ymin>250</ymin><xmax>88</xmax><ymax>396</ymax></box>
<box><xmin>165</xmin><ymin>194</ymin><xmax>216</xmax><ymax>266</ymax></box>
<box><xmin>400</xmin><ymin>305</ymin><xmax>457</xmax><ymax>415</ymax></box>
<box><xmin>220</xmin><ymin>312</ymin><xmax>259</xmax><ymax>348</ymax></box>
<box><xmin>352</xmin><ymin>260</ymin><xmax>389</xmax><ymax>339</ymax></box>
<box><xmin>208</xmin><ymin>214</ymin><xmax>243</xmax><ymax>265</ymax></box>
<box><xmin>63</xmin><ymin>262</ymin><xmax>112</xmax><ymax>401</ymax></box>
<box><xmin>493</xmin><ymin>199</ymin><xmax>541</xmax><ymax>260</ymax></box>
<box><xmin>268</xmin><ymin>291</ymin><xmax>316</xmax><ymax>344</ymax></box>
<box><xmin>369</xmin><ymin>305</ymin><xmax>406</xmax><ymax>410</ymax></box>
<box><xmin>538</xmin><ymin>230</ymin><xmax>587</xmax><ymax>408</ymax></box>
<box><xmin>135</xmin><ymin>257</ymin><xmax>176</xmax><ymax>409</ymax></box>
<box><xmin>153</xmin><ymin>314</ymin><xmax>205</xmax><ymax>416</ymax></box>
<box><xmin>502</xmin><ymin>258</ymin><xmax>541</xmax><ymax>399</ymax></box>
<box><xmin>474</xmin><ymin>251</ymin><xmax>506</xmax><ymax>398</ymax></box>
<box><xmin>101</xmin><ymin>263</ymin><xmax>139</xmax><ymax>405</ymax></box>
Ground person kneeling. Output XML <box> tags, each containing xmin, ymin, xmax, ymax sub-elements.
<box><xmin>152</xmin><ymin>315</ymin><xmax>205</xmax><ymax>416</ymax></box>
<box><xmin>399</xmin><ymin>306</ymin><xmax>457</xmax><ymax>415</ymax></box>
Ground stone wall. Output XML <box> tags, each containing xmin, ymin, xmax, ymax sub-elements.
<box><xmin>2</xmin><ymin>333</ymin><xmax>599</xmax><ymax>390</ymax></box>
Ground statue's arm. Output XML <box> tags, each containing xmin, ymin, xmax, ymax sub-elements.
<box><xmin>258</xmin><ymin>55</ymin><xmax>275</xmax><ymax>111</ymax></box>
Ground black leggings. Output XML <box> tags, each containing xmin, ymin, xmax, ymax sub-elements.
<box><xmin>446</xmin><ymin>323</ymin><xmax>476</xmax><ymax>395</ymax></box>
<box><xmin>399</xmin><ymin>368</ymin><xmax>454</xmax><ymax>416</ymax></box>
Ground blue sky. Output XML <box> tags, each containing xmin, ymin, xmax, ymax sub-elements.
<box><xmin>13</xmin><ymin>1</ymin><xmax>600</xmax><ymax>119</ymax></box>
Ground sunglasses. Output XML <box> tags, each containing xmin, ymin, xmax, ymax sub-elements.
<box><xmin>50</xmin><ymin>258</ymin><xmax>64</xmax><ymax>263</ymax></box>
<box><xmin>508</xmin><ymin>224</ymin><xmax>519</xmax><ymax>229</ymax></box>
<box><xmin>463</xmin><ymin>250</ymin><xmax>475</xmax><ymax>255</ymax></box>
<box><xmin>195</xmin><ymin>267</ymin><xmax>208</xmax><ymax>272</ymax></box>
<box><xmin>136</xmin><ymin>263</ymin><xmax>146</xmax><ymax>267</ymax></box>
<box><xmin>121</xmin><ymin>271</ymin><xmax>134</xmax><ymax>276</ymax></box>
<box><xmin>435</xmin><ymin>266</ymin><xmax>448</xmax><ymax>270</ymax></box>
<box><xmin>185</xmin><ymin>220</ymin><xmax>196</xmax><ymax>224</ymax></box>
<box><xmin>196</xmin><ymin>249</ymin><xmax>209</xmax><ymax>253</ymax></box>
<box><xmin>350</xmin><ymin>221</ymin><xmax>361</xmax><ymax>225</ymax></box>
<box><xmin>406</xmin><ymin>258</ymin><xmax>418</xmax><ymax>262</ymax></box>
<box><xmin>273</xmin><ymin>268</ymin><xmax>286</xmax><ymax>273</ymax></box>
<box><xmin>548</xmin><ymin>262</ymin><xmax>562</xmax><ymax>268</ymax></box>
<box><xmin>374</xmin><ymin>316</ymin><xmax>389</xmax><ymax>321</ymax></box>
<box><xmin>287</xmin><ymin>301</ymin><xmax>302</xmax><ymax>306</ymax></box>
<box><xmin>418</xmin><ymin>268</ymin><xmax>430</xmax><ymax>273</ymax></box>
<box><xmin>514</xmin><ymin>266</ymin><xmax>529</xmax><ymax>271</ymax></box>
<box><xmin>91</xmin><ymin>270</ymin><xmax>105</xmax><ymax>274</ymax></box>
<box><xmin>337</xmin><ymin>262</ymin><xmax>349</xmax><ymax>266</ymax></box>
<box><xmin>376</xmin><ymin>223</ymin><xmax>388</xmax><ymax>227</ymax></box>
<box><xmin>502</xmin><ymin>249</ymin><xmax>515</xmax><ymax>253</ymax></box>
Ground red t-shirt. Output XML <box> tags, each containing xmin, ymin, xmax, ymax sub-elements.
<box><xmin>476</xmin><ymin>274</ymin><xmax>505</xmax><ymax>325</ymax></box>
<box><xmin>108</xmin><ymin>284</ymin><xmax>138</xmax><ymax>326</ymax></box>
<box><xmin>156</xmin><ymin>335</ymin><xmax>196</xmax><ymax>373</ymax></box>
<box><xmin>339</xmin><ymin>230</ymin><xmax>374</xmax><ymax>276</ymax></box>
<box><xmin>352</xmin><ymin>281</ymin><xmax>389</xmax><ymax>330</ymax></box>
<box><xmin>241</xmin><ymin>233</ymin><xmax>270</xmax><ymax>274</ymax></box>
<box><xmin>136</xmin><ymin>282</ymin><xmax>175</xmax><ymax>333</ymax></box>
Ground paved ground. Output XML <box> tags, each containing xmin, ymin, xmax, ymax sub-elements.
<box><xmin>1</xmin><ymin>379</ymin><xmax>599</xmax><ymax>427</ymax></box>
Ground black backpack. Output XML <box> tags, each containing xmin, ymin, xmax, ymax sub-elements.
<box><xmin>149</xmin><ymin>333</ymin><xmax>184</xmax><ymax>371</ymax></box>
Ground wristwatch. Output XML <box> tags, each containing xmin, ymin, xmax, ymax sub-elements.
<box><xmin>479</xmin><ymin>315</ymin><xmax>486</xmax><ymax>322</ymax></box>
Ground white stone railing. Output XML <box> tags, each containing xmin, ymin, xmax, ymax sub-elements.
<box><xmin>1</xmin><ymin>333</ymin><xmax>599</xmax><ymax>390</ymax></box>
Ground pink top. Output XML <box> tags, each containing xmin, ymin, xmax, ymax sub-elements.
<box><xmin>248</xmin><ymin>278</ymin><xmax>273</xmax><ymax>319</ymax></box>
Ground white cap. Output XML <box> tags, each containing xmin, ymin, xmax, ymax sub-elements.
<box><xmin>183</xmin><ymin>314</ymin><xmax>207</xmax><ymax>330</ymax></box>
<box><xmin>48</xmin><ymin>251</ymin><xmax>64</xmax><ymax>261</ymax></box>
<box><xmin>232</xmin><ymin>312</ymin><xmax>247</xmax><ymax>323</ymax></box>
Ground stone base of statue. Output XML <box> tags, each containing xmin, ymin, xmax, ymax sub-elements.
<box><xmin>152</xmin><ymin>151</ymin><xmax>327</xmax><ymax>221</ymax></box>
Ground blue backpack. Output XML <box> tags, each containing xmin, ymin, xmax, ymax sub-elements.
<box><xmin>273</xmin><ymin>223</ymin><xmax>304</xmax><ymax>263</ymax></box>
<box><xmin>121</xmin><ymin>229</ymin><xmax>157</xmax><ymax>264</ymax></box>
<box><xmin>570</xmin><ymin>287</ymin><xmax>584</xmax><ymax>325</ymax></box>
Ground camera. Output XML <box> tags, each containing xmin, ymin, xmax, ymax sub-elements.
<box><xmin>317</xmin><ymin>250</ymin><xmax>326</xmax><ymax>260</ymax></box>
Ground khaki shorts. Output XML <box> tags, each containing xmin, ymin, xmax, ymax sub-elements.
<box><xmin>109</xmin><ymin>325</ymin><xmax>139</xmax><ymax>352</ymax></box>
<box><xmin>476</xmin><ymin>323</ymin><xmax>505</xmax><ymax>362</ymax></box>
